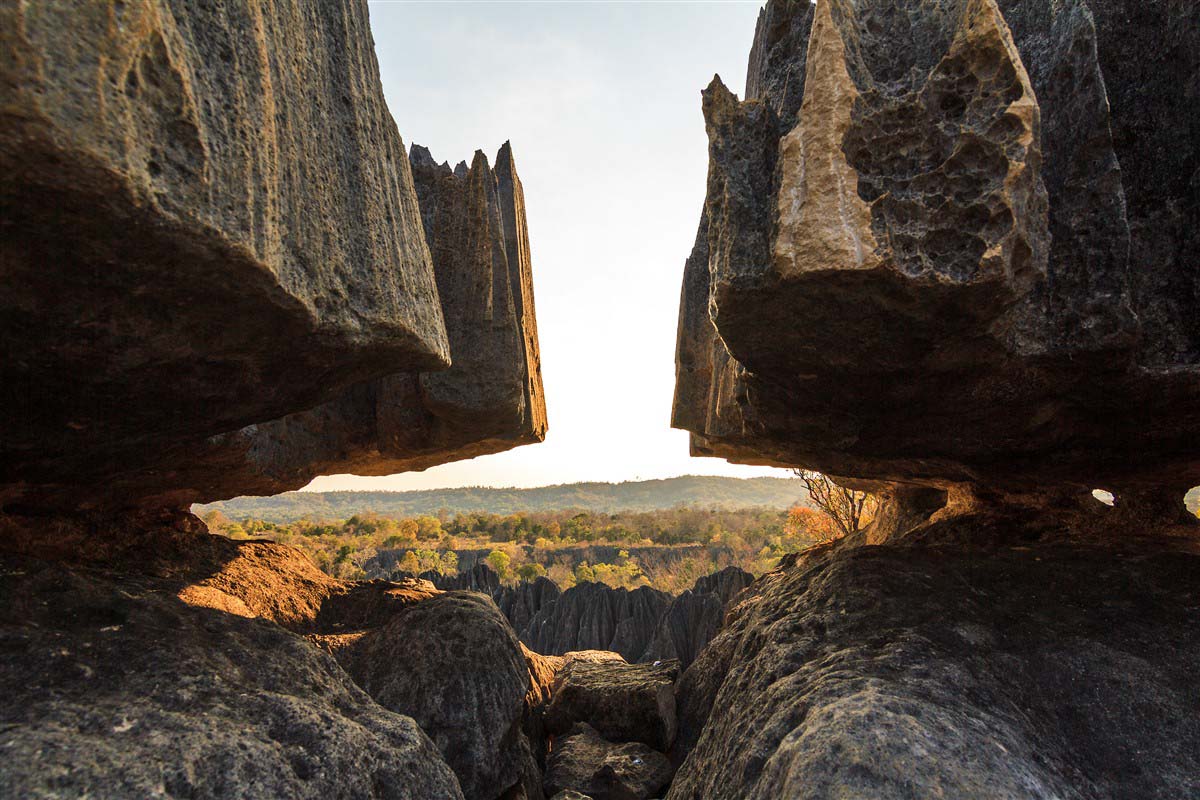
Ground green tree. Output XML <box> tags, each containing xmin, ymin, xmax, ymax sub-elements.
<box><xmin>486</xmin><ymin>549</ymin><xmax>512</xmax><ymax>581</ymax></box>
<box><xmin>516</xmin><ymin>562</ymin><xmax>547</xmax><ymax>582</ymax></box>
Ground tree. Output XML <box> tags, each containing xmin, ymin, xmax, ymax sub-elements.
<box><xmin>516</xmin><ymin>562</ymin><xmax>547</xmax><ymax>582</ymax></box>
<box><xmin>486</xmin><ymin>549</ymin><xmax>511</xmax><ymax>581</ymax></box>
<box><xmin>793</xmin><ymin>470</ymin><xmax>877</xmax><ymax>538</ymax></box>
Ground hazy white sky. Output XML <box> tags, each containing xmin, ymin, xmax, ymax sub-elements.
<box><xmin>308</xmin><ymin>1</ymin><xmax>791</xmax><ymax>491</ymax></box>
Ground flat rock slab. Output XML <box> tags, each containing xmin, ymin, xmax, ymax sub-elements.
<box><xmin>546</xmin><ymin>659</ymin><xmax>679</xmax><ymax>751</ymax></box>
<box><xmin>545</xmin><ymin>723</ymin><xmax>673</xmax><ymax>800</ymax></box>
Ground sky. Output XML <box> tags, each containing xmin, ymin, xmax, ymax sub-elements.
<box><xmin>307</xmin><ymin>0</ymin><xmax>792</xmax><ymax>492</ymax></box>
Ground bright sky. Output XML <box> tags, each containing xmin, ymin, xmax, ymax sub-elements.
<box><xmin>307</xmin><ymin>0</ymin><xmax>791</xmax><ymax>492</ymax></box>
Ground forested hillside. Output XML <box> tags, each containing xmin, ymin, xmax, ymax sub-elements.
<box><xmin>194</xmin><ymin>475</ymin><xmax>805</xmax><ymax>521</ymax></box>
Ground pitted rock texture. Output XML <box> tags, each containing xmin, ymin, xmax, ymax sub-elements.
<box><xmin>153</xmin><ymin>142</ymin><xmax>547</xmax><ymax>507</ymax></box>
<box><xmin>0</xmin><ymin>554</ymin><xmax>464</xmax><ymax>800</ymax></box>
<box><xmin>334</xmin><ymin>591</ymin><xmax>532</xmax><ymax>800</ymax></box>
<box><xmin>0</xmin><ymin>5</ymin><xmax>545</xmax><ymax>512</ymax></box>
<box><xmin>667</xmin><ymin>523</ymin><xmax>1200</xmax><ymax>799</ymax></box>
<box><xmin>0</xmin><ymin>0</ymin><xmax>447</xmax><ymax>507</ymax></box>
<box><xmin>546</xmin><ymin>659</ymin><xmax>679</xmax><ymax>752</ymax></box>
<box><xmin>673</xmin><ymin>0</ymin><xmax>1200</xmax><ymax>498</ymax></box>
<box><xmin>544</xmin><ymin>723</ymin><xmax>673</xmax><ymax>800</ymax></box>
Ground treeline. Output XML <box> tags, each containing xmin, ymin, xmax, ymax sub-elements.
<box><xmin>193</xmin><ymin>476</ymin><xmax>805</xmax><ymax>521</ymax></box>
<box><xmin>201</xmin><ymin>505</ymin><xmax>839</xmax><ymax>593</ymax></box>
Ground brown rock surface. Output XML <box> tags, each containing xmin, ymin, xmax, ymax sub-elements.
<box><xmin>544</xmin><ymin>723</ymin><xmax>673</xmax><ymax>800</ymax></box>
<box><xmin>546</xmin><ymin>658</ymin><xmax>679</xmax><ymax>752</ymax></box>
<box><xmin>673</xmin><ymin>0</ymin><xmax>1200</xmax><ymax>500</ymax></box>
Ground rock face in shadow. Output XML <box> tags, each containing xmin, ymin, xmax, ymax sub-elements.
<box><xmin>0</xmin><ymin>3</ymin><xmax>545</xmax><ymax>511</ymax></box>
<box><xmin>333</xmin><ymin>592</ymin><xmax>532</xmax><ymax>800</ymax></box>
<box><xmin>519</xmin><ymin>583</ymin><xmax>671</xmax><ymax>663</ymax></box>
<box><xmin>673</xmin><ymin>0</ymin><xmax>1199</xmax><ymax>500</ymax></box>
<box><xmin>0</xmin><ymin>553</ymin><xmax>464</xmax><ymax>800</ymax></box>
<box><xmin>544</xmin><ymin>723</ymin><xmax>674</xmax><ymax>800</ymax></box>
<box><xmin>641</xmin><ymin>566</ymin><xmax>754</xmax><ymax>669</ymax></box>
<box><xmin>430</xmin><ymin>564</ymin><xmax>753</xmax><ymax>669</ymax></box>
<box><xmin>668</xmin><ymin>524</ymin><xmax>1200</xmax><ymax>799</ymax></box>
<box><xmin>546</xmin><ymin>659</ymin><xmax>679</xmax><ymax>752</ymax></box>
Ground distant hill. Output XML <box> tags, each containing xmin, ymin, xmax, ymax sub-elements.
<box><xmin>194</xmin><ymin>475</ymin><xmax>807</xmax><ymax>522</ymax></box>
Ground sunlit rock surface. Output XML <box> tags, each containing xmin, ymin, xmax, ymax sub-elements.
<box><xmin>673</xmin><ymin>0</ymin><xmax>1199</xmax><ymax>500</ymax></box>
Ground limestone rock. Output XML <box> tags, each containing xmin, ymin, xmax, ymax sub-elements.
<box><xmin>673</xmin><ymin>0</ymin><xmax>1200</xmax><ymax>498</ymax></box>
<box><xmin>667</xmin><ymin>527</ymin><xmax>1200</xmax><ymax>799</ymax></box>
<box><xmin>546</xmin><ymin>659</ymin><xmax>679</xmax><ymax>752</ymax></box>
<box><xmin>0</xmin><ymin>5</ymin><xmax>546</xmax><ymax>512</ymax></box>
<box><xmin>523</xmin><ymin>582</ymin><xmax>672</xmax><ymax>662</ymax></box>
<box><xmin>0</xmin><ymin>0</ymin><xmax>448</xmax><ymax>507</ymax></box>
<box><xmin>0</xmin><ymin>554</ymin><xmax>464</xmax><ymax>800</ymax></box>
<box><xmin>335</xmin><ymin>591</ymin><xmax>531</xmax><ymax>800</ymax></box>
<box><xmin>544</xmin><ymin>724</ymin><xmax>673</xmax><ymax>800</ymax></box>
<box><xmin>641</xmin><ymin>567</ymin><xmax>753</xmax><ymax>669</ymax></box>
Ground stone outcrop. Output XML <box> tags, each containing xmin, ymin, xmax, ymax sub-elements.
<box><xmin>546</xmin><ymin>659</ymin><xmax>679</xmax><ymax>752</ymax></box>
<box><xmin>333</xmin><ymin>591</ymin><xmax>532</xmax><ymax>800</ymax></box>
<box><xmin>518</xmin><ymin>583</ymin><xmax>671</xmax><ymax>662</ymax></box>
<box><xmin>544</xmin><ymin>723</ymin><xmax>674</xmax><ymax>800</ymax></box>
<box><xmin>668</xmin><ymin>523</ymin><xmax>1200</xmax><ymax>799</ymax></box>
<box><xmin>641</xmin><ymin>566</ymin><xmax>753</xmax><ymax>669</ymax></box>
<box><xmin>0</xmin><ymin>552</ymin><xmax>465</xmax><ymax>799</ymax></box>
<box><xmin>0</xmin><ymin>1</ymin><xmax>545</xmax><ymax>512</ymax></box>
<box><xmin>429</xmin><ymin>563</ymin><xmax>752</xmax><ymax>669</ymax></box>
<box><xmin>673</xmin><ymin>0</ymin><xmax>1199</xmax><ymax>505</ymax></box>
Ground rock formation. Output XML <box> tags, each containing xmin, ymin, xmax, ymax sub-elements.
<box><xmin>0</xmin><ymin>542</ymin><xmax>465</xmax><ymax>800</ymax></box>
<box><xmin>332</xmin><ymin>592</ymin><xmax>532</xmax><ymax>800</ymax></box>
<box><xmin>641</xmin><ymin>566</ymin><xmax>754</xmax><ymax>669</ymax></box>
<box><xmin>673</xmin><ymin>0</ymin><xmax>1199</xmax><ymax>509</ymax></box>
<box><xmin>544</xmin><ymin>723</ymin><xmax>674</xmax><ymax>800</ymax></box>
<box><xmin>666</xmin><ymin>1</ymin><xmax>1200</xmax><ymax>796</ymax></box>
<box><xmin>668</xmin><ymin>525</ymin><xmax>1200</xmax><ymax>799</ymax></box>
<box><xmin>546</xmin><ymin>659</ymin><xmax>679</xmax><ymax>752</ymax></box>
<box><xmin>428</xmin><ymin>563</ymin><xmax>753</xmax><ymax>669</ymax></box>
<box><xmin>0</xmin><ymin>0</ymin><xmax>545</xmax><ymax>511</ymax></box>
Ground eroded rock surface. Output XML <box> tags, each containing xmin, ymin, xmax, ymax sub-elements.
<box><xmin>546</xmin><ymin>659</ymin><xmax>679</xmax><ymax>752</ymax></box>
<box><xmin>0</xmin><ymin>553</ymin><xmax>464</xmax><ymax>800</ymax></box>
<box><xmin>668</xmin><ymin>525</ymin><xmax>1200</xmax><ymax>799</ymax></box>
<box><xmin>674</xmin><ymin>0</ymin><xmax>1200</xmax><ymax>499</ymax></box>
<box><xmin>0</xmin><ymin>3</ymin><xmax>545</xmax><ymax>512</ymax></box>
<box><xmin>545</xmin><ymin>724</ymin><xmax>673</xmax><ymax>800</ymax></box>
<box><xmin>0</xmin><ymin>0</ymin><xmax>443</xmax><ymax>506</ymax></box>
<box><xmin>334</xmin><ymin>591</ymin><xmax>532</xmax><ymax>800</ymax></box>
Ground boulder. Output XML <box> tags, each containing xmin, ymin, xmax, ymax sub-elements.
<box><xmin>335</xmin><ymin>591</ymin><xmax>531</xmax><ymax>800</ymax></box>
<box><xmin>0</xmin><ymin>3</ymin><xmax>545</xmax><ymax>512</ymax></box>
<box><xmin>673</xmin><ymin>0</ymin><xmax>1200</xmax><ymax>500</ymax></box>
<box><xmin>667</xmin><ymin>526</ymin><xmax>1200</xmax><ymax>799</ymax></box>
<box><xmin>546</xmin><ymin>659</ymin><xmax>679</xmax><ymax>752</ymax></box>
<box><xmin>0</xmin><ymin>554</ymin><xmax>464</xmax><ymax>800</ymax></box>
<box><xmin>544</xmin><ymin>723</ymin><xmax>673</xmax><ymax>800</ymax></box>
